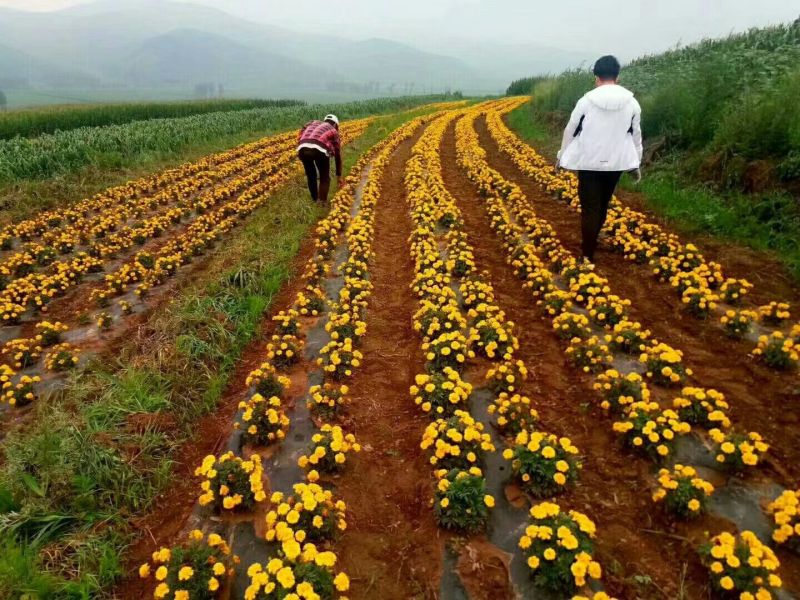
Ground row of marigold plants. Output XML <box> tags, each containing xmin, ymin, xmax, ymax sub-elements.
<box><xmin>403</xmin><ymin>106</ymin><xmax>612</xmax><ymax>600</ymax></box>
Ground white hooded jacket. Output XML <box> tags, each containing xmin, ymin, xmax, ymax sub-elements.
<box><xmin>557</xmin><ymin>84</ymin><xmax>643</xmax><ymax>172</ymax></box>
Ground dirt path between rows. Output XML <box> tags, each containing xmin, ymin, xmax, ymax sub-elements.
<box><xmin>439</xmin><ymin>119</ymin><xmax>711</xmax><ymax>600</ymax></box>
<box><xmin>475</xmin><ymin>116</ymin><xmax>800</xmax><ymax>486</ymax></box>
<box><xmin>334</xmin><ymin>128</ymin><xmax>444</xmax><ymax>599</ymax></box>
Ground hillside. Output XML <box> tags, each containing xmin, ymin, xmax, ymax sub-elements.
<box><xmin>505</xmin><ymin>20</ymin><xmax>800</xmax><ymax>280</ymax></box>
<box><xmin>509</xmin><ymin>21</ymin><xmax>800</xmax><ymax>190</ymax></box>
<box><xmin>123</xmin><ymin>29</ymin><xmax>329</xmax><ymax>90</ymax></box>
<box><xmin>0</xmin><ymin>42</ymin><xmax>98</xmax><ymax>89</ymax></box>
<box><xmin>0</xmin><ymin>0</ymin><xmax>585</xmax><ymax>104</ymax></box>
<box><xmin>0</xmin><ymin>0</ymin><xmax>483</xmax><ymax>96</ymax></box>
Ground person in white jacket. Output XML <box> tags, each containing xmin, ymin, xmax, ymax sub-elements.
<box><xmin>557</xmin><ymin>55</ymin><xmax>643</xmax><ymax>262</ymax></box>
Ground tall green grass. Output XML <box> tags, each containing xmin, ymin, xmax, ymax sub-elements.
<box><xmin>513</xmin><ymin>21</ymin><xmax>800</xmax><ymax>189</ymax></box>
<box><xmin>0</xmin><ymin>95</ymin><xmax>455</xmax><ymax>185</ymax></box>
<box><xmin>0</xmin><ymin>99</ymin><xmax>304</xmax><ymax>140</ymax></box>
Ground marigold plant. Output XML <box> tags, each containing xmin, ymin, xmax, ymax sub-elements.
<box><xmin>767</xmin><ymin>489</ymin><xmax>800</xmax><ymax>548</ymax></box>
<box><xmin>593</xmin><ymin>369</ymin><xmax>649</xmax><ymax>414</ymax></box>
<box><xmin>488</xmin><ymin>392</ymin><xmax>539</xmax><ymax>436</ymax></box>
<box><xmin>640</xmin><ymin>342</ymin><xmax>692</xmax><ymax>386</ymax></box>
<box><xmin>34</xmin><ymin>320</ymin><xmax>68</xmax><ymax>346</ymax></box>
<box><xmin>420</xmin><ymin>410</ymin><xmax>495</xmax><ymax>470</ymax></box>
<box><xmin>2</xmin><ymin>338</ymin><xmax>41</xmax><ymax>369</ymax></box>
<box><xmin>272</xmin><ymin>309</ymin><xmax>301</xmax><ymax>336</ymax></box>
<box><xmin>307</xmin><ymin>382</ymin><xmax>349</xmax><ymax>420</ymax></box>
<box><xmin>586</xmin><ymin>294</ymin><xmax>629</xmax><ymax>327</ymax></box>
<box><xmin>138</xmin><ymin>529</ymin><xmax>236</xmax><ymax>600</ymax></box>
<box><xmin>758</xmin><ymin>302</ymin><xmax>790</xmax><ymax>326</ymax></box>
<box><xmin>709</xmin><ymin>428</ymin><xmax>768</xmax><ymax>470</ymax></box>
<box><xmin>552</xmin><ymin>312</ymin><xmax>591</xmax><ymax>341</ymax></box>
<box><xmin>752</xmin><ymin>332</ymin><xmax>798</xmax><ymax>370</ymax></box>
<box><xmin>422</xmin><ymin>331</ymin><xmax>472</xmax><ymax>372</ymax></box>
<box><xmin>298</xmin><ymin>424</ymin><xmax>361</xmax><ymax>475</ymax></box>
<box><xmin>604</xmin><ymin>319</ymin><xmax>650</xmax><ymax>354</ymax></box>
<box><xmin>318</xmin><ymin>338</ymin><xmax>362</xmax><ymax>380</ymax></box>
<box><xmin>433</xmin><ymin>467</ymin><xmax>494</xmax><ymax>533</ymax></box>
<box><xmin>672</xmin><ymin>386</ymin><xmax>730</xmax><ymax>429</ymax></box>
<box><xmin>2</xmin><ymin>372</ymin><xmax>39</xmax><ymax>407</ymax></box>
<box><xmin>720</xmin><ymin>309</ymin><xmax>757</xmax><ymax>339</ymax></box>
<box><xmin>195</xmin><ymin>452</ymin><xmax>266</xmax><ymax>511</ymax></box>
<box><xmin>569</xmin><ymin>273</ymin><xmax>610</xmax><ymax>306</ymax></box>
<box><xmin>246</xmin><ymin>362</ymin><xmax>290</xmax><ymax>399</ymax></box>
<box><xmin>652</xmin><ymin>464</ymin><xmax>714</xmax><ymax>519</ymax></box>
<box><xmin>612</xmin><ymin>401</ymin><xmax>690</xmax><ymax>460</ymax></box>
<box><xmin>235</xmin><ymin>393</ymin><xmax>290</xmax><ymax>447</ymax></box>
<box><xmin>540</xmin><ymin>289</ymin><xmax>573</xmax><ymax>317</ymax></box>
<box><xmin>44</xmin><ymin>342</ymin><xmax>79</xmax><ymax>371</ymax></box>
<box><xmin>244</xmin><ymin>552</ymin><xmax>350</xmax><ymax>600</ymax></box>
<box><xmin>699</xmin><ymin>531</ymin><xmax>782</xmax><ymax>599</ymax></box>
<box><xmin>295</xmin><ymin>286</ymin><xmax>326</xmax><ymax>317</ymax></box>
<box><xmin>519</xmin><ymin>502</ymin><xmax>602</xmax><ymax>594</ymax></box>
<box><xmin>413</xmin><ymin>300</ymin><xmax>466</xmax><ymax>340</ymax></box>
<box><xmin>719</xmin><ymin>278</ymin><xmax>753</xmax><ymax>304</ymax></box>
<box><xmin>486</xmin><ymin>358</ymin><xmax>528</xmax><ymax>394</ymax></box>
<box><xmin>565</xmin><ymin>336</ymin><xmax>613</xmax><ymax>373</ymax></box>
<box><xmin>503</xmin><ymin>430</ymin><xmax>580</xmax><ymax>497</ymax></box>
<box><xmin>409</xmin><ymin>367</ymin><xmax>472</xmax><ymax>417</ymax></box>
<box><xmin>265</xmin><ymin>482</ymin><xmax>347</xmax><ymax>545</ymax></box>
<box><xmin>265</xmin><ymin>334</ymin><xmax>303</xmax><ymax>369</ymax></box>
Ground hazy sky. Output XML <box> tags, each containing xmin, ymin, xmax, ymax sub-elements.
<box><xmin>2</xmin><ymin>0</ymin><xmax>798</xmax><ymax>58</ymax></box>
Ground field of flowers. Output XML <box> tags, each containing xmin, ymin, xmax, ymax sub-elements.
<box><xmin>1</xmin><ymin>97</ymin><xmax>798</xmax><ymax>600</ymax></box>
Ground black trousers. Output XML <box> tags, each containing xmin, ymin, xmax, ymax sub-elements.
<box><xmin>577</xmin><ymin>170</ymin><xmax>622</xmax><ymax>261</ymax></box>
<box><xmin>298</xmin><ymin>147</ymin><xmax>331</xmax><ymax>202</ymax></box>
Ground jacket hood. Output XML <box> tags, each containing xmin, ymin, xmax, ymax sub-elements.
<box><xmin>585</xmin><ymin>84</ymin><xmax>634</xmax><ymax>111</ymax></box>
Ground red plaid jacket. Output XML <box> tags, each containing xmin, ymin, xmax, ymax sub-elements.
<box><xmin>298</xmin><ymin>120</ymin><xmax>342</xmax><ymax>176</ymax></box>
<box><xmin>298</xmin><ymin>120</ymin><xmax>341</xmax><ymax>156</ymax></box>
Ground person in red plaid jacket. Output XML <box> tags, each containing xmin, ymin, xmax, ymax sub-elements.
<box><xmin>297</xmin><ymin>114</ymin><xmax>342</xmax><ymax>203</ymax></box>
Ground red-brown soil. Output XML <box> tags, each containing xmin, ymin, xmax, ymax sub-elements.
<box><xmin>333</xmin><ymin>129</ymin><xmax>445</xmax><ymax>599</ymax></box>
<box><xmin>438</xmin><ymin>119</ymin><xmax>715</xmax><ymax>599</ymax></box>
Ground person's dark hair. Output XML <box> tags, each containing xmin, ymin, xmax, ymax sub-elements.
<box><xmin>593</xmin><ymin>55</ymin><xmax>621</xmax><ymax>80</ymax></box>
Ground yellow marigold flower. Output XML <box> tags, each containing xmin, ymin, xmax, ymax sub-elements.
<box><xmin>334</xmin><ymin>572</ymin><xmax>351</xmax><ymax>592</ymax></box>
<box><xmin>276</xmin><ymin>566</ymin><xmax>295</xmax><ymax>589</ymax></box>
<box><xmin>138</xmin><ymin>563</ymin><xmax>150</xmax><ymax>578</ymax></box>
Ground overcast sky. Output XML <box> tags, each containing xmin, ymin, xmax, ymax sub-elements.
<box><xmin>1</xmin><ymin>0</ymin><xmax>798</xmax><ymax>59</ymax></box>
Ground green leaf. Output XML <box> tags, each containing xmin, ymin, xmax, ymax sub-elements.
<box><xmin>20</xmin><ymin>473</ymin><xmax>45</xmax><ymax>497</ymax></box>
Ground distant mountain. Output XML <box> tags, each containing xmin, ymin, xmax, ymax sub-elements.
<box><xmin>0</xmin><ymin>0</ymin><xmax>586</xmax><ymax>101</ymax></box>
<box><xmin>124</xmin><ymin>29</ymin><xmax>329</xmax><ymax>89</ymax></box>
<box><xmin>0</xmin><ymin>42</ymin><xmax>98</xmax><ymax>89</ymax></box>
